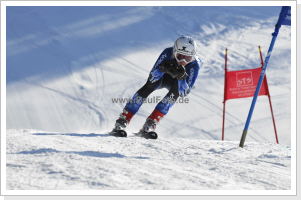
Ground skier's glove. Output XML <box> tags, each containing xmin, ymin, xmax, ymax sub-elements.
<box><xmin>179</xmin><ymin>80</ymin><xmax>191</xmax><ymax>97</ymax></box>
<box><xmin>176</xmin><ymin>68</ymin><xmax>188</xmax><ymax>80</ymax></box>
<box><xmin>159</xmin><ymin>59</ymin><xmax>188</xmax><ymax>80</ymax></box>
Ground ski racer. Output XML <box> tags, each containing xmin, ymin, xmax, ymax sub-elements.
<box><xmin>110</xmin><ymin>36</ymin><xmax>201</xmax><ymax>139</ymax></box>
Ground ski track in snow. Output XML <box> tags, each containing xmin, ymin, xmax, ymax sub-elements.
<box><xmin>7</xmin><ymin>129</ymin><xmax>291</xmax><ymax>190</ymax></box>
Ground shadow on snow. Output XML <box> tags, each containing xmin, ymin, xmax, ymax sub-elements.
<box><xmin>33</xmin><ymin>132</ymin><xmax>110</xmax><ymax>137</ymax></box>
<box><xmin>14</xmin><ymin>148</ymin><xmax>149</xmax><ymax>160</ymax></box>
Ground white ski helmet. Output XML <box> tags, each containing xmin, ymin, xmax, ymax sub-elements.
<box><xmin>173</xmin><ymin>36</ymin><xmax>196</xmax><ymax>64</ymax></box>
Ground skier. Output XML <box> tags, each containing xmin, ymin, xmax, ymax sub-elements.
<box><xmin>110</xmin><ymin>36</ymin><xmax>201</xmax><ymax>139</ymax></box>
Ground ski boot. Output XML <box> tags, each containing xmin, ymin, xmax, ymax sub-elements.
<box><xmin>135</xmin><ymin>118</ymin><xmax>158</xmax><ymax>139</ymax></box>
<box><xmin>135</xmin><ymin>110</ymin><xmax>164</xmax><ymax>139</ymax></box>
<box><xmin>109</xmin><ymin>110</ymin><xmax>133</xmax><ymax>137</ymax></box>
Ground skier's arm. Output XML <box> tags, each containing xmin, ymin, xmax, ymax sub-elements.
<box><xmin>178</xmin><ymin>59</ymin><xmax>201</xmax><ymax>97</ymax></box>
<box><xmin>187</xmin><ymin>59</ymin><xmax>201</xmax><ymax>89</ymax></box>
<box><xmin>159</xmin><ymin>59</ymin><xmax>188</xmax><ymax>80</ymax></box>
<box><xmin>149</xmin><ymin>49</ymin><xmax>171</xmax><ymax>83</ymax></box>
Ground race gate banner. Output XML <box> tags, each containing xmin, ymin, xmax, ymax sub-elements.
<box><xmin>224</xmin><ymin>67</ymin><xmax>269</xmax><ymax>101</ymax></box>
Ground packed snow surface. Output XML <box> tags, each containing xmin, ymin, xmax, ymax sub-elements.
<box><xmin>7</xmin><ymin>129</ymin><xmax>291</xmax><ymax>190</ymax></box>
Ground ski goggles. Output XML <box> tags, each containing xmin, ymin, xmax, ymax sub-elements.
<box><xmin>175</xmin><ymin>52</ymin><xmax>194</xmax><ymax>64</ymax></box>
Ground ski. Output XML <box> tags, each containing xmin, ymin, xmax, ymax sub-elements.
<box><xmin>108</xmin><ymin>130</ymin><xmax>157</xmax><ymax>139</ymax></box>
<box><xmin>134</xmin><ymin>131</ymin><xmax>158</xmax><ymax>140</ymax></box>
<box><xmin>109</xmin><ymin>130</ymin><xmax>127</xmax><ymax>137</ymax></box>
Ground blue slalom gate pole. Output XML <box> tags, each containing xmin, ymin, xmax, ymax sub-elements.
<box><xmin>239</xmin><ymin>7</ymin><xmax>290</xmax><ymax>148</ymax></box>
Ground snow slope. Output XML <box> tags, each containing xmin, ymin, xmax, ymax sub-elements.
<box><xmin>7</xmin><ymin>129</ymin><xmax>291</xmax><ymax>190</ymax></box>
<box><xmin>5</xmin><ymin>6</ymin><xmax>292</xmax><ymax>190</ymax></box>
